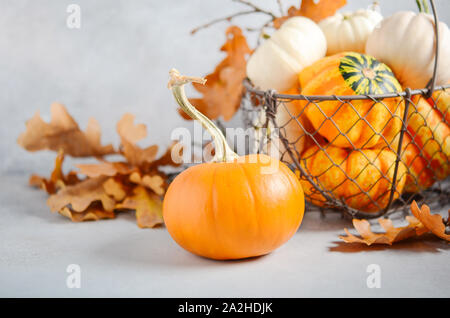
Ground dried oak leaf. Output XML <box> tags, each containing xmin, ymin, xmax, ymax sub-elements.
<box><xmin>147</xmin><ymin>142</ymin><xmax>184</xmax><ymax>169</ymax></box>
<box><xmin>116</xmin><ymin>186</ymin><xmax>163</xmax><ymax>228</ymax></box>
<box><xmin>273</xmin><ymin>0</ymin><xmax>347</xmax><ymax>28</ymax></box>
<box><xmin>17</xmin><ymin>103</ymin><xmax>115</xmax><ymax>157</ymax></box>
<box><xmin>47</xmin><ymin>176</ymin><xmax>115</xmax><ymax>213</ymax></box>
<box><xmin>129</xmin><ymin>171</ymin><xmax>165</xmax><ymax>196</ymax></box>
<box><xmin>29</xmin><ymin>150</ymin><xmax>80</xmax><ymax>194</ymax></box>
<box><xmin>339</xmin><ymin>216</ymin><xmax>427</xmax><ymax>246</ymax></box>
<box><xmin>59</xmin><ymin>204</ymin><xmax>115</xmax><ymax>222</ymax></box>
<box><xmin>103</xmin><ymin>177</ymin><xmax>128</xmax><ymax>201</ymax></box>
<box><xmin>116</xmin><ymin>113</ymin><xmax>159</xmax><ymax>167</ymax></box>
<box><xmin>410</xmin><ymin>201</ymin><xmax>450</xmax><ymax>241</ymax></box>
<box><xmin>181</xmin><ymin>26</ymin><xmax>252</xmax><ymax>121</ymax></box>
<box><xmin>76</xmin><ymin>160</ymin><xmax>135</xmax><ymax>178</ymax></box>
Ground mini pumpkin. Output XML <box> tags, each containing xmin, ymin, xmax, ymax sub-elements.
<box><xmin>407</xmin><ymin>95</ymin><xmax>449</xmax><ymax>180</ymax></box>
<box><xmin>401</xmin><ymin>135</ymin><xmax>435</xmax><ymax>193</ymax></box>
<box><xmin>319</xmin><ymin>8</ymin><xmax>383</xmax><ymax>55</ymax></box>
<box><xmin>299</xmin><ymin>52</ymin><xmax>404</xmax><ymax>149</ymax></box>
<box><xmin>299</xmin><ymin>144</ymin><xmax>406</xmax><ymax>212</ymax></box>
<box><xmin>272</xmin><ymin>86</ymin><xmax>322</xmax><ymax>162</ymax></box>
<box><xmin>366</xmin><ymin>10</ymin><xmax>450</xmax><ymax>89</ymax></box>
<box><xmin>246</xmin><ymin>16</ymin><xmax>326</xmax><ymax>92</ymax></box>
<box><xmin>430</xmin><ymin>89</ymin><xmax>450</xmax><ymax>125</ymax></box>
<box><xmin>165</xmin><ymin>69</ymin><xmax>305</xmax><ymax>260</ymax></box>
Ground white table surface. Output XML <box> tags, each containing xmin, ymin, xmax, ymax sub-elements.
<box><xmin>1</xmin><ymin>0</ymin><xmax>449</xmax><ymax>297</ymax></box>
<box><xmin>1</xmin><ymin>175</ymin><xmax>449</xmax><ymax>297</ymax></box>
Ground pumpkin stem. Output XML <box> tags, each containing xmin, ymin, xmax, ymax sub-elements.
<box><xmin>416</xmin><ymin>0</ymin><xmax>430</xmax><ymax>13</ymax></box>
<box><xmin>168</xmin><ymin>69</ymin><xmax>239</xmax><ymax>163</ymax></box>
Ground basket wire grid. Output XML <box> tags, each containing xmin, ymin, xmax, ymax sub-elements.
<box><xmin>241</xmin><ymin>0</ymin><xmax>449</xmax><ymax>218</ymax></box>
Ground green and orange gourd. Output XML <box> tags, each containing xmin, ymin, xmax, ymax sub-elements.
<box><xmin>291</xmin><ymin>52</ymin><xmax>410</xmax><ymax>212</ymax></box>
<box><xmin>164</xmin><ymin>69</ymin><xmax>305</xmax><ymax>260</ymax></box>
<box><xmin>299</xmin><ymin>52</ymin><xmax>404</xmax><ymax>149</ymax></box>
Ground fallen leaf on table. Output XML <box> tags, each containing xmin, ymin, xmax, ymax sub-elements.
<box><xmin>147</xmin><ymin>142</ymin><xmax>184</xmax><ymax>169</ymax></box>
<box><xmin>116</xmin><ymin>186</ymin><xmax>163</xmax><ymax>228</ymax></box>
<box><xmin>20</xmin><ymin>104</ymin><xmax>184</xmax><ymax>227</ymax></box>
<box><xmin>103</xmin><ymin>177</ymin><xmax>128</xmax><ymax>201</ymax></box>
<box><xmin>182</xmin><ymin>26</ymin><xmax>251</xmax><ymax>121</ymax></box>
<box><xmin>59</xmin><ymin>204</ymin><xmax>116</xmax><ymax>222</ymax></box>
<box><xmin>405</xmin><ymin>215</ymin><xmax>429</xmax><ymax>236</ymax></box>
<box><xmin>77</xmin><ymin>161</ymin><xmax>135</xmax><ymax>178</ymax></box>
<box><xmin>47</xmin><ymin>176</ymin><xmax>115</xmax><ymax>213</ymax></box>
<box><xmin>29</xmin><ymin>150</ymin><xmax>80</xmax><ymax>194</ymax></box>
<box><xmin>273</xmin><ymin>0</ymin><xmax>347</xmax><ymax>28</ymax></box>
<box><xmin>17</xmin><ymin>103</ymin><xmax>115</xmax><ymax>157</ymax></box>
<box><xmin>339</xmin><ymin>216</ymin><xmax>426</xmax><ymax>246</ymax></box>
<box><xmin>410</xmin><ymin>201</ymin><xmax>450</xmax><ymax>241</ymax></box>
<box><xmin>116</xmin><ymin>113</ymin><xmax>159</xmax><ymax>167</ymax></box>
<box><xmin>340</xmin><ymin>201</ymin><xmax>450</xmax><ymax>246</ymax></box>
<box><xmin>129</xmin><ymin>172</ymin><xmax>165</xmax><ymax>196</ymax></box>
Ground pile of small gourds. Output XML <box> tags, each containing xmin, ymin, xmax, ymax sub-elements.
<box><xmin>246</xmin><ymin>6</ymin><xmax>450</xmax><ymax>212</ymax></box>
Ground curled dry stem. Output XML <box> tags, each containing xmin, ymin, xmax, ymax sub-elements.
<box><xmin>168</xmin><ymin>69</ymin><xmax>239</xmax><ymax>163</ymax></box>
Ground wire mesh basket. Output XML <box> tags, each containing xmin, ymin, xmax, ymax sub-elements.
<box><xmin>241</xmin><ymin>1</ymin><xmax>449</xmax><ymax>219</ymax></box>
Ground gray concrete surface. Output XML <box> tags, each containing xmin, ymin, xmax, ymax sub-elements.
<box><xmin>1</xmin><ymin>0</ymin><xmax>449</xmax><ymax>297</ymax></box>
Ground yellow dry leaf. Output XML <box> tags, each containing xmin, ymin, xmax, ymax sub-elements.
<box><xmin>17</xmin><ymin>103</ymin><xmax>115</xmax><ymax>157</ymax></box>
<box><xmin>116</xmin><ymin>186</ymin><xmax>163</xmax><ymax>228</ymax></box>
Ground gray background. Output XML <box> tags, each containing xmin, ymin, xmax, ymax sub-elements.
<box><xmin>1</xmin><ymin>0</ymin><xmax>449</xmax><ymax>297</ymax></box>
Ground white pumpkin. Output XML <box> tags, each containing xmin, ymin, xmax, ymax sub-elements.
<box><xmin>366</xmin><ymin>11</ymin><xmax>450</xmax><ymax>89</ymax></box>
<box><xmin>246</xmin><ymin>17</ymin><xmax>326</xmax><ymax>92</ymax></box>
<box><xmin>319</xmin><ymin>9</ymin><xmax>383</xmax><ymax>55</ymax></box>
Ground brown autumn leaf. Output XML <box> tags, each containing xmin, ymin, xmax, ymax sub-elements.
<box><xmin>339</xmin><ymin>216</ymin><xmax>427</xmax><ymax>246</ymax></box>
<box><xmin>29</xmin><ymin>150</ymin><xmax>80</xmax><ymax>194</ymax></box>
<box><xmin>76</xmin><ymin>160</ymin><xmax>135</xmax><ymax>178</ymax></box>
<box><xmin>129</xmin><ymin>171</ymin><xmax>165</xmax><ymax>196</ymax></box>
<box><xmin>47</xmin><ymin>176</ymin><xmax>115</xmax><ymax>213</ymax></box>
<box><xmin>147</xmin><ymin>142</ymin><xmax>184</xmax><ymax>169</ymax></box>
<box><xmin>116</xmin><ymin>113</ymin><xmax>159</xmax><ymax>167</ymax></box>
<box><xmin>181</xmin><ymin>26</ymin><xmax>251</xmax><ymax>121</ymax></box>
<box><xmin>273</xmin><ymin>0</ymin><xmax>347</xmax><ymax>28</ymax></box>
<box><xmin>410</xmin><ymin>201</ymin><xmax>450</xmax><ymax>241</ymax></box>
<box><xmin>116</xmin><ymin>186</ymin><xmax>163</xmax><ymax>228</ymax></box>
<box><xmin>18</xmin><ymin>103</ymin><xmax>115</xmax><ymax>157</ymax></box>
<box><xmin>59</xmin><ymin>204</ymin><xmax>116</xmax><ymax>222</ymax></box>
<box><xmin>21</xmin><ymin>104</ymin><xmax>183</xmax><ymax>227</ymax></box>
<box><xmin>103</xmin><ymin>177</ymin><xmax>128</xmax><ymax>201</ymax></box>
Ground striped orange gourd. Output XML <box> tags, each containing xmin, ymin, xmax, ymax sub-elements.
<box><xmin>299</xmin><ymin>144</ymin><xmax>406</xmax><ymax>212</ymax></box>
<box><xmin>299</xmin><ymin>52</ymin><xmax>403</xmax><ymax>149</ymax></box>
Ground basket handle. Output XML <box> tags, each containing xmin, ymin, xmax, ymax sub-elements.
<box><xmin>426</xmin><ymin>0</ymin><xmax>439</xmax><ymax>97</ymax></box>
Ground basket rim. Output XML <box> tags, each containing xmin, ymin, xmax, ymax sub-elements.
<box><xmin>243</xmin><ymin>79</ymin><xmax>450</xmax><ymax>101</ymax></box>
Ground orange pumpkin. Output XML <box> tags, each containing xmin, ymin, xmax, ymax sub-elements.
<box><xmin>401</xmin><ymin>135</ymin><xmax>435</xmax><ymax>192</ymax></box>
<box><xmin>407</xmin><ymin>95</ymin><xmax>449</xmax><ymax>180</ymax></box>
<box><xmin>299</xmin><ymin>144</ymin><xmax>406</xmax><ymax>212</ymax></box>
<box><xmin>165</xmin><ymin>69</ymin><xmax>305</xmax><ymax>260</ymax></box>
<box><xmin>299</xmin><ymin>52</ymin><xmax>404</xmax><ymax>149</ymax></box>
<box><xmin>273</xmin><ymin>87</ymin><xmax>320</xmax><ymax>162</ymax></box>
<box><xmin>430</xmin><ymin>90</ymin><xmax>450</xmax><ymax>125</ymax></box>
